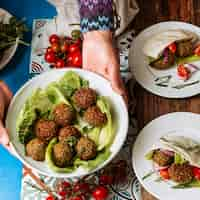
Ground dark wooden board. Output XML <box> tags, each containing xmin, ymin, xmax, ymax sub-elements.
<box><xmin>131</xmin><ymin>0</ymin><xmax>200</xmax><ymax>199</ymax></box>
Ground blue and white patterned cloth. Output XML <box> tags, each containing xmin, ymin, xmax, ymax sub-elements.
<box><xmin>24</xmin><ymin>19</ymin><xmax>141</xmax><ymax>200</ymax></box>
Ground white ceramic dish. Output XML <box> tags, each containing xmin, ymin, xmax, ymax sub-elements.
<box><xmin>129</xmin><ymin>21</ymin><xmax>200</xmax><ymax>98</ymax></box>
<box><xmin>0</xmin><ymin>8</ymin><xmax>18</xmax><ymax>70</ymax></box>
<box><xmin>6</xmin><ymin>68</ymin><xmax>128</xmax><ymax>178</ymax></box>
<box><xmin>132</xmin><ymin>112</ymin><xmax>200</xmax><ymax>200</ymax></box>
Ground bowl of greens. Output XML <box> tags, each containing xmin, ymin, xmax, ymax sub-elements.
<box><xmin>6</xmin><ymin>68</ymin><xmax>128</xmax><ymax>178</ymax></box>
<box><xmin>0</xmin><ymin>8</ymin><xmax>28</xmax><ymax>69</ymax></box>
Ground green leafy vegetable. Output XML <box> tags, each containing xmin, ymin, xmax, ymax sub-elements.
<box><xmin>176</xmin><ymin>55</ymin><xmax>200</xmax><ymax>64</ymax></box>
<box><xmin>172</xmin><ymin>180</ymin><xmax>200</xmax><ymax>189</ymax></box>
<box><xmin>145</xmin><ymin>150</ymin><xmax>155</xmax><ymax>160</ymax></box>
<box><xmin>74</xmin><ymin>149</ymin><xmax>111</xmax><ymax>170</ymax></box>
<box><xmin>45</xmin><ymin>83</ymin><xmax>71</xmax><ymax>106</ymax></box>
<box><xmin>174</xmin><ymin>153</ymin><xmax>187</xmax><ymax>164</ymax></box>
<box><xmin>97</xmin><ymin>97</ymin><xmax>114</xmax><ymax>151</ymax></box>
<box><xmin>17</xmin><ymin>89</ymin><xmax>53</xmax><ymax>144</ymax></box>
<box><xmin>0</xmin><ymin>16</ymin><xmax>29</xmax><ymax>52</ymax></box>
<box><xmin>142</xmin><ymin>170</ymin><xmax>156</xmax><ymax>180</ymax></box>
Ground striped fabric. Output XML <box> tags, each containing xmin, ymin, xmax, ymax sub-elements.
<box><xmin>79</xmin><ymin>0</ymin><xmax>114</xmax><ymax>32</ymax></box>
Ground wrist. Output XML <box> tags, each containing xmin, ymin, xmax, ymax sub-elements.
<box><xmin>83</xmin><ymin>30</ymin><xmax>113</xmax><ymax>41</ymax></box>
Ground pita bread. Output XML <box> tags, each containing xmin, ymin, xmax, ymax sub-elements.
<box><xmin>153</xmin><ymin>135</ymin><xmax>200</xmax><ymax>168</ymax></box>
<box><xmin>143</xmin><ymin>30</ymin><xmax>198</xmax><ymax>60</ymax></box>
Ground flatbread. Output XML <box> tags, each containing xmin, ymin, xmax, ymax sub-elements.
<box><xmin>143</xmin><ymin>29</ymin><xmax>197</xmax><ymax>60</ymax></box>
<box><xmin>153</xmin><ymin>135</ymin><xmax>200</xmax><ymax>168</ymax></box>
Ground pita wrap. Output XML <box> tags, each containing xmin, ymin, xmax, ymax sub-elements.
<box><xmin>143</xmin><ymin>30</ymin><xmax>198</xmax><ymax>60</ymax></box>
<box><xmin>153</xmin><ymin>135</ymin><xmax>200</xmax><ymax>168</ymax></box>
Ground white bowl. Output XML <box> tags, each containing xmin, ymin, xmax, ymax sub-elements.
<box><xmin>0</xmin><ymin>8</ymin><xmax>18</xmax><ymax>70</ymax></box>
<box><xmin>6</xmin><ymin>68</ymin><xmax>128</xmax><ymax>178</ymax></box>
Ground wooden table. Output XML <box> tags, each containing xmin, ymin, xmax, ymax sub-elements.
<box><xmin>131</xmin><ymin>0</ymin><xmax>200</xmax><ymax>199</ymax></box>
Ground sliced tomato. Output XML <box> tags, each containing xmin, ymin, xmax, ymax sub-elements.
<box><xmin>168</xmin><ymin>42</ymin><xmax>177</xmax><ymax>53</ymax></box>
<box><xmin>193</xmin><ymin>166</ymin><xmax>200</xmax><ymax>180</ymax></box>
<box><xmin>159</xmin><ymin>168</ymin><xmax>170</xmax><ymax>180</ymax></box>
<box><xmin>194</xmin><ymin>45</ymin><xmax>200</xmax><ymax>56</ymax></box>
<box><xmin>177</xmin><ymin>64</ymin><xmax>190</xmax><ymax>80</ymax></box>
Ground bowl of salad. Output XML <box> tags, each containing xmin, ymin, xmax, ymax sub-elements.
<box><xmin>6</xmin><ymin>68</ymin><xmax>128</xmax><ymax>178</ymax></box>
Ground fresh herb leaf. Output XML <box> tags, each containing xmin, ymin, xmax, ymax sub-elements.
<box><xmin>142</xmin><ymin>170</ymin><xmax>156</xmax><ymax>180</ymax></box>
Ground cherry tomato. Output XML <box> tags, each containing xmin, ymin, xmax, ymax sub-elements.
<box><xmin>193</xmin><ymin>167</ymin><xmax>200</xmax><ymax>180</ymax></box>
<box><xmin>67</xmin><ymin>51</ymin><xmax>82</xmax><ymax>67</ymax></box>
<box><xmin>73</xmin><ymin>182</ymin><xmax>90</xmax><ymax>193</ymax></box>
<box><xmin>55</xmin><ymin>59</ymin><xmax>65</xmax><ymax>68</ymax></box>
<box><xmin>51</xmin><ymin>42</ymin><xmax>60</xmax><ymax>53</ymax></box>
<box><xmin>194</xmin><ymin>45</ymin><xmax>200</xmax><ymax>56</ymax></box>
<box><xmin>177</xmin><ymin>64</ymin><xmax>190</xmax><ymax>80</ymax></box>
<box><xmin>92</xmin><ymin>186</ymin><xmax>108</xmax><ymax>200</ymax></box>
<box><xmin>60</xmin><ymin>42</ymin><xmax>69</xmax><ymax>53</ymax></box>
<box><xmin>70</xmin><ymin>196</ymin><xmax>84</xmax><ymax>200</ymax></box>
<box><xmin>62</xmin><ymin>181</ymin><xmax>71</xmax><ymax>188</ymax></box>
<box><xmin>69</xmin><ymin>43</ymin><xmax>80</xmax><ymax>54</ymax></box>
<box><xmin>168</xmin><ymin>42</ymin><xmax>177</xmax><ymax>53</ymax></box>
<box><xmin>65</xmin><ymin>36</ymin><xmax>73</xmax><ymax>43</ymax></box>
<box><xmin>159</xmin><ymin>168</ymin><xmax>170</xmax><ymax>180</ymax></box>
<box><xmin>59</xmin><ymin>191</ymin><xmax>67</xmax><ymax>197</ymax></box>
<box><xmin>99</xmin><ymin>175</ymin><xmax>113</xmax><ymax>185</ymax></box>
<box><xmin>72</xmin><ymin>50</ymin><xmax>82</xmax><ymax>67</ymax></box>
<box><xmin>46</xmin><ymin>47</ymin><xmax>54</xmax><ymax>54</ymax></box>
<box><xmin>73</xmin><ymin>38</ymin><xmax>82</xmax><ymax>47</ymax></box>
<box><xmin>66</xmin><ymin>54</ymin><xmax>73</xmax><ymax>65</ymax></box>
<box><xmin>45</xmin><ymin>52</ymin><xmax>56</xmax><ymax>63</ymax></box>
<box><xmin>49</xmin><ymin>34</ymin><xmax>60</xmax><ymax>44</ymax></box>
<box><xmin>46</xmin><ymin>196</ymin><xmax>54</xmax><ymax>200</ymax></box>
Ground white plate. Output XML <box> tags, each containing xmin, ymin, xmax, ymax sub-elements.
<box><xmin>129</xmin><ymin>21</ymin><xmax>200</xmax><ymax>98</ymax></box>
<box><xmin>132</xmin><ymin>112</ymin><xmax>200</xmax><ymax>200</ymax></box>
<box><xmin>0</xmin><ymin>8</ymin><xmax>18</xmax><ymax>70</ymax></box>
<box><xmin>6</xmin><ymin>68</ymin><xmax>128</xmax><ymax>178</ymax></box>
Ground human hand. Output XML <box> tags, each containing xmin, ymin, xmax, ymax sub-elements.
<box><xmin>0</xmin><ymin>81</ymin><xmax>14</xmax><ymax>154</ymax></box>
<box><xmin>82</xmin><ymin>30</ymin><xmax>128</xmax><ymax>104</ymax></box>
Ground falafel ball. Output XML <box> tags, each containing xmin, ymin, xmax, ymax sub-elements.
<box><xmin>168</xmin><ymin>163</ymin><xmax>194</xmax><ymax>184</ymax></box>
<box><xmin>176</xmin><ymin>40</ymin><xmax>193</xmax><ymax>57</ymax></box>
<box><xmin>35</xmin><ymin>119</ymin><xmax>57</xmax><ymax>141</ymax></box>
<box><xmin>83</xmin><ymin>106</ymin><xmax>107</xmax><ymax>127</ymax></box>
<box><xmin>59</xmin><ymin>126</ymin><xmax>81</xmax><ymax>142</ymax></box>
<box><xmin>72</xmin><ymin>88</ymin><xmax>97</xmax><ymax>109</ymax></box>
<box><xmin>53</xmin><ymin>142</ymin><xmax>73</xmax><ymax>167</ymax></box>
<box><xmin>53</xmin><ymin>103</ymin><xmax>75</xmax><ymax>127</ymax></box>
<box><xmin>26</xmin><ymin>138</ymin><xmax>46</xmax><ymax>161</ymax></box>
<box><xmin>76</xmin><ymin>137</ymin><xmax>97</xmax><ymax>160</ymax></box>
<box><xmin>150</xmin><ymin>50</ymin><xmax>175</xmax><ymax>70</ymax></box>
<box><xmin>152</xmin><ymin>150</ymin><xmax>173</xmax><ymax>167</ymax></box>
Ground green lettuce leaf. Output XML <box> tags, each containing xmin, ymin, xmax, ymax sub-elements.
<box><xmin>96</xmin><ymin>97</ymin><xmax>114</xmax><ymax>151</ymax></box>
<box><xmin>174</xmin><ymin>153</ymin><xmax>187</xmax><ymax>164</ymax></box>
<box><xmin>74</xmin><ymin>149</ymin><xmax>111</xmax><ymax>170</ymax></box>
<box><xmin>16</xmin><ymin>88</ymin><xmax>53</xmax><ymax>144</ymax></box>
<box><xmin>45</xmin><ymin>83</ymin><xmax>71</xmax><ymax>106</ymax></box>
<box><xmin>58</xmin><ymin>71</ymin><xmax>89</xmax><ymax>98</ymax></box>
<box><xmin>145</xmin><ymin>150</ymin><xmax>155</xmax><ymax>160</ymax></box>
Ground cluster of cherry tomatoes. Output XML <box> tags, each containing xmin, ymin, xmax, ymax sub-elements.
<box><xmin>45</xmin><ymin>174</ymin><xmax>113</xmax><ymax>200</ymax></box>
<box><xmin>44</xmin><ymin>30</ymin><xmax>82</xmax><ymax>69</ymax></box>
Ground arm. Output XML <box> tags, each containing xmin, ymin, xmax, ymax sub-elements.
<box><xmin>79</xmin><ymin>0</ymin><xmax>127</xmax><ymax>103</ymax></box>
<box><xmin>0</xmin><ymin>81</ymin><xmax>13</xmax><ymax>153</ymax></box>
